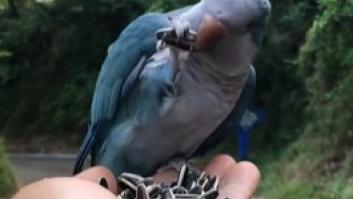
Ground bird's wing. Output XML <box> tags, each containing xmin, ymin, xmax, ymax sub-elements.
<box><xmin>73</xmin><ymin>13</ymin><xmax>170</xmax><ymax>174</ymax></box>
<box><xmin>192</xmin><ymin>66</ymin><xmax>256</xmax><ymax>157</ymax></box>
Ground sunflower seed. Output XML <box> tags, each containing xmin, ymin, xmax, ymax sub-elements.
<box><xmin>137</xmin><ymin>183</ymin><xmax>150</xmax><ymax>199</ymax></box>
<box><xmin>117</xmin><ymin>164</ymin><xmax>220</xmax><ymax>199</ymax></box>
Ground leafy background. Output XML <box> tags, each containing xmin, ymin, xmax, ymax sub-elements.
<box><xmin>0</xmin><ymin>0</ymin><xmax>352</xmax><ymax>198</ymax></box>
<box><xmin>0</xmin><ymin>139</ymin><xmax>16</xmax><ymax>198</ymax></box>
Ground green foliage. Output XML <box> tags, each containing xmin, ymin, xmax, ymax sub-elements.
<box><xmin>299</xmin><ymin>0</ymin><xmax>353</xmax><ymax>190</ymax></box>
<box><xmin>252</xmin><ymin>0</ymin><xmax>318</xmax><ymax>157</ymax></box>
<box><xmin>270</xmin><ymin>180</ymin><xmax>314</xmax><ymax>199</ymax></box>
<box><xmin>0</xmin><ymin>139</ymin><xmax>16</xmax><ymax>198</ymax></box>
<box><xmin>258</xmin><ymin>1</ymin><xmax>353</xmax><ymax>198</ymax></box>
<box><xmin>299</xmin><ymin>0</ymin><xmax>353</xmax><ymax>142</ymax></box>
<box><xmin>0</xmin><ymin>0</ymin><xmax>148</xmax><ymax>141</ymax></box>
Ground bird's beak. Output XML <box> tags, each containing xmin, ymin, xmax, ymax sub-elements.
<box><xmin>195</xmin><ymin>14</ymin><xmax>228</xmax><ymax>50</ymax></box>
<box><xmin>156</xmin><ymin>14</ymin><xmax>227</xmax><ymax>52</ymax></box>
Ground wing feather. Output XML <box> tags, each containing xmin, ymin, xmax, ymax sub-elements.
<box><xmin>73</xmin><ymin>13</ymin><xmax>170</xmax><ymax>174</ymax></box>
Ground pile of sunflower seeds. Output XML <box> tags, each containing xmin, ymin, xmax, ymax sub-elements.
<box><xmin>117</xmin><ymin>164</ymin><xmax>219</xmax><ymax>199</ymax></box>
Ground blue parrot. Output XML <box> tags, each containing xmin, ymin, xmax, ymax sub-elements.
<box><xmin>74</xmin><ymin>0</ymin><xmax>271</xmax><ymax>176</ymax></box>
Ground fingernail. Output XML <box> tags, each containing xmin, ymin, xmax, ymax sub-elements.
<box><xmin>99</xmin><ymin>177</ymin><xmax>109</xmax><ymax>189</ymax></box>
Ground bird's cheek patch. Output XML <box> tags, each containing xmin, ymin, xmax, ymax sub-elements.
<box><xmin>196</xmin><ymin>14</ymin><xmax>228</xmax><ymax>50</ymax></box>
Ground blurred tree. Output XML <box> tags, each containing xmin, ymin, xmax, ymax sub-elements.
<box><xmin>6</xmin><ymin>0</ymin><xmax>19</xmax><ymax>17</ymax></box>
<box><xmin>259</xmin><ymin>1</ymin><xmax>353</xmax><ymax>197</ymax></box>
<box><xmin>299</xmin><ymin>0</ymin><xmax>353</xmax><ymax>149</ymax></box>
<box><xmin>0</xmin><ymin>0</ymin><xmax>149</xmax><ymax>145</ymax></box>
<box><xmin>0</xmin><ymin>139</ymin><xmax>16</xmax><ymax>197</ymax></box>
<box><xmin>252</xmin><ymin>0</ymin><xmax>318</xmax><ymax>155</ymax></box>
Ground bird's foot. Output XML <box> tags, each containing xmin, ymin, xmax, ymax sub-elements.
<box><xmin>156</xmin><ymin>18</ymin><xmax>197</xmax><ymax>51</ymax></box>
<box><xmin>172</xmin><ymin>18</ymin><xmax>192</xmax><ymax>41</ymax></box>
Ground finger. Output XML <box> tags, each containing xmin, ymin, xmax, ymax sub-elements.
<box><xmin>75</xmin><ymin>166</ymin><xmax>118</xmax><ymax>194</ymax></box>
<box><xmin>218</xmin><ymin>161</ymin><xmax>260</xmax><ymax>199</ymax></box>
<box><xmin>205</xmin><ymin>154</ymin><xmax>237</xmax><ymax>178</ymax></box>
<box><xmin>13</xmin><ymin>178</ymin><xmax>118</xmax><ymax>199</ymax></box>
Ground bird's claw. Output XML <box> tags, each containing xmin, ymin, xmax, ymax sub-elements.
<box><xmin>156</xmin><ymin>18</ymin><xmax>197</xmax><ymax>51</ymax></box>
<box><xmin>172</xmin><ymin>19</ymin><xmax>191</xmax><ymax>40</ymax></box>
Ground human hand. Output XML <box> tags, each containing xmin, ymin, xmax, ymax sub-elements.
<box><xmin>13</xmin><ymin>166</ymin><xmax>118</xmax><ymax>199</ymax></box>
<box><xmin>205</xmin><ymin>155</ymin><xmax>260</xmax><ymax>199</ymax></box>
<box><xmin>154</xmin><ymin>155</ymin><xmax>260</xmax><ymax>199</ymax></box>
<box><xmin>13</xmin><ymin>155</ymin><xmax>259</xmax><ymax>199</ymax></box>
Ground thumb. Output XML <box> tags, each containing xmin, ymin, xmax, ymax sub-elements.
<box><xmin>218</xmin><ymin>161</ymin><xmax>260</xmax><ymax>199</ymax></box>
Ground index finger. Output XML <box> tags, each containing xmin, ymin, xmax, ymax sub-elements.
<box><xmin>75</xmin><ymin>166</ymin><xmax>118</xmax><ymax>194</ymax></box>
<box><xmin>218</xmin><ymin>162</ymin><xmax>260</xmax><ymax>199</ymax></box>
<box><xmin>204</xmin><ymin>154</ymin><xmax>237</xmax><ymax>178</ymax></box>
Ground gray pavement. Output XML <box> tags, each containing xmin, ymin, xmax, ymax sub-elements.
<box><xmin>9</xmin><ymin>153</ymin><xmax>76</xmax><ymax>186</ymax></box>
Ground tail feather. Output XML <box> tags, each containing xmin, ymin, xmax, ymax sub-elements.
<box><xmin>73</xmin><ymin>122</ymin><xmax>104</xmax><ymax>175</ymax></box>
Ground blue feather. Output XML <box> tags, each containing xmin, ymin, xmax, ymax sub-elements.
<box><xmin>73</xmin><ymin>13</ymin><xmax>170</xmax><ymax>174</ymax></box>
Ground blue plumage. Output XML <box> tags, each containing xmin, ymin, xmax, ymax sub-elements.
<box><xmin>74</xmin><ymin>0</ymin><xmax>271</xmax><ymax>177</ymax></box>
<box><xmin>73</xmin><ymin>13</ymin><xmax>171</xmax><ymax>174</ymax></box>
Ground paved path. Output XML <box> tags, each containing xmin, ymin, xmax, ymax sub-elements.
<box><xmin>9</xmin><ymin>154</ymin><xmax>76</xmax><ymax>186</ymax></box>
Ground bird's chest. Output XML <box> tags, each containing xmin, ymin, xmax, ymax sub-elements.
<box><xmin>161</xmin><ymin>70</ymin><xmax>232</xmax><ymax>127</ymax></box>
<box><xmin>131</xmin><ymin>64</ymin><xmax>240</xmax><ymax>158</ymax></box>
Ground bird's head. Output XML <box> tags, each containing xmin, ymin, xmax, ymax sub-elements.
<box><xmin>158</xmin><ymin>0</ymin><xmax>271</xmax><ymax>52</ymax></box>
<box><xmin>196</xmin><ymin>0</ymin><xmax>271</xmax><ymax>50</ymax></box>
<box><xmin>158</xmin><ymin>0</ymin><xmax>271</xmax><ymax>76</ymax></box>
